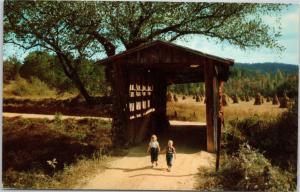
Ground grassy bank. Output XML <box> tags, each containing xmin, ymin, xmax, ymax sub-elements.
<box><xmin>3</xmin><ymin>77</ymin><xmax>112</xmax><ymax>117</ymax></box>
<box><xmin>196</xmin><ymin>103</ymin><xmax>297</xmax><ymax>191</ymax></box>
<box><xmin>3</xmin><ymin>97</ymin><xmax>112</xmax><ymax>117</ymax></box>
<box><xmin>2</xmin><ymin>116</ymin><xmax>112</xmax><ymax>189</ymax></box>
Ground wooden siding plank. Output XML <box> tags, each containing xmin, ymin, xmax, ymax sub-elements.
<box><xmin>204</xmin><ymin>59</ymin><xmax>218</xmax><ymax>152</ymax></box>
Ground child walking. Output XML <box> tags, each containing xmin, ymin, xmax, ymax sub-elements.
<box><xmin>147</xmin><ymin>134</ymin><xmax>160</xmax><ymax>168</ymax></box>
<box><xmin>165</xmin><ymin>140</ymin><xmax>176</xmax><ymax>172</ymax></box>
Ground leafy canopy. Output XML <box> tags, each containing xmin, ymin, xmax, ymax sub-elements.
<box><xmin>4</xmin><ymin>1</ymin><xmax>286</xmax><ymax>57</ymax></box>
<box><xmin>4</xmin><ymin>1</ymin><xmax>286</xmax><ymax>102</ymax></box>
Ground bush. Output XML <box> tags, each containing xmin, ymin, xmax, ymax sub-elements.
<box><xmin>19</xmin><ymin>51</ymin><xmax>75</xmax><ymax>92</ymax></box>
<box><xmin>197</xmin><ymin>144</ymin><xmax>296</xmax><ymax>191</ymax></box>
<box><xmin>226</xmin><ymin>103</ymin><xmax>297</xmax><ymax>172</ymax></box>
<box><xmin>3</xmin><ymin>57</ymin><xmax>21</xmax><ymax>83</ymax></box>
<box><xmin>6</xmin><ymin>76</ymin><xmax>57</xmax><ymax>98</ymax></box>
<box><xmin>206</xmin><ymin>103</ymin><xmax>298</xmax><ymax>191</ymax></box>
<box><xmin>276</xmin><ymin>76</ymin><xmax>298</xmax><ymax>99</ymax></box>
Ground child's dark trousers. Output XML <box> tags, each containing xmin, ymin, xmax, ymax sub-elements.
<box><xmin>166</xmin><ymin>153</ymin><xmax>173</xmax><ymax>167</ymax></box>
<box><xmin>150</xmin><ymin>147</ymin><xmax>158</xmax><ymax>162</ymax></box>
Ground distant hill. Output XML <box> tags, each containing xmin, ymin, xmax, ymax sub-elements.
<box><xmin>234</xmin><ymin>63</ymin><xmax>299</xmax><ymax>75</ymax></box>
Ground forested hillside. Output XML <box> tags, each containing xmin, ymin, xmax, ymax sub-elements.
<box><xmin>169</xmin><ymin>63</ymin><xmax>298</xmax><ymax>99</ymax></box>
<box><xmin>4</xmin><ymin>53</ymin><xmax>299</xmax><ymax>100</ymax></box>
<box><xmin>234</xmin><ymin>63</ymin><xmax>298</xmax><ymax>75</ymax></box>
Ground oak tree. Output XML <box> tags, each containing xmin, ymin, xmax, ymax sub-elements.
<box><xmin>4</xmin><ymin>1</ymin><xmax>285</xmax><ymax>103</ymax></box>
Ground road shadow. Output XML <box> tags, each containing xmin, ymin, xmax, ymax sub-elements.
<box><xmin>162</xmin><ymin>124</ymin><xmax>207</xmax><ymax>152</ymax></box>
<box><xmin>105</xmin><ymin>165</ymin><xmax>166</xmax><ymax>172</ymax></box>
<box><xmin>129</xmin><ymin>173</ymin><xmax>197</xmax><ymax>178</ymax></box>
<box><xmin>127</xmin><ymin>124</ymin><xmax>207</xmax><ymax>157</ymax></box>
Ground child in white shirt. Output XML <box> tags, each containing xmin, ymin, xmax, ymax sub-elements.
<box><xmin>147</xmin><ymin>134</ymin><xmax>160</xmax><ymax>168</ymax></box>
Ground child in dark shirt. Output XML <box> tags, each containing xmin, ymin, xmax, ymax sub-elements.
<box><xmin>165</xmin><ymin>140</ymin><xmax>176</xmax><ymax>172</ymax></box>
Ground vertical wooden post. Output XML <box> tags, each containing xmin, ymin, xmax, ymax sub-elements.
<box><xmin>111</xmin><ymin>63</ymin><xmax>128</xmax><ymax>146</ymax></box>
<box><xmin>204</xmin><ymin>60</ymin><xmax>218</xmax><ymax>152</ymax></box>
<box><xmin>152</xmin><ymin>71</ymin><xmax>169</xmax><ymax>134</ymax></box>
<box><xmin>216</xmin><ymin>80</ymin><xmax>224</xmax><ymax>171</ymax></box>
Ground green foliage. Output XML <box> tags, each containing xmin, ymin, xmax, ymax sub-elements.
<box><xmin>5</xmin><ymin>51</ymin><xmax>110</xmax><ymax>96</ymax></box>
<box><xmin>168</xmin><ymin>63</ymin><xmax>298</xmax><ymax>98</ymax></box>
<box><xmin>198</xmin><ymin>144</ymin><xmax>296</xmax><ymax>191</ymax></box>
<box><xmin>19</xmin><ymin>51</ymin><xmax>74</xmax><ymax>92</ymax></box>
<box><xmin>3</xmin><ymin>56</ymin><xmax>21</xmax><ymax>83</ymax></box>
<box><xmin>7</xmin><ymin>76</ymin><xmax>57</xmax><ymax>97</ymax></box>
<box><xmin>49</xmin><ymin>118</ymin><xmax>112</xmax><ymax>143</ymax></box>
<box><xmin>4</xmin><ymin>1</ymin><xmax>286</xmax><ymax>53</ymax></box>
<box><xmin>224</xmin><ymin>66</ymin><xmax>298</xmax><ymax>98</ymax></box>
<box><xmin>168</xmin><ymin>83</ymin><xmax>205</xmax><ymax>96</ymax></box>
<box><xmin>4</xmin><ymin>1</ymin><xmax>286</xmax><ymax>102</ymax></box>
<box><xmin>77</xmin><ymin>59</ymin><xmax>111</xmax><ymax>95</ymax></box>
<box><xmin>235</xmin><ymin>63</ymin><xmax>298</xmax><ymax>75</ymax></box>
<box><xmin>225</xmin><ymin>102</ymin><xmax>298</xmax><ymax>172</ymax></box>
<box><xmin>199</xmin><ymin>103</ymin><xmax>298</xmax><ymax>191</ymax></box>
<box><xmin>276</xmin><ymin>75</ymin><xmax>298</xmax><ymax>98</ymax></box>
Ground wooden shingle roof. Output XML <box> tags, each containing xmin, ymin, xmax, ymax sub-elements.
<box><xmin>98</xmin><ymin>40</ymin><xmax>234</xmax><ymax>67</ymax></box>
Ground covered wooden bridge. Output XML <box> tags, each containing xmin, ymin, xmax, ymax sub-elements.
<box><xmin>99</xmin><ymin>40</ymin><xmax>234</xmax><ymax>153</ymax></box>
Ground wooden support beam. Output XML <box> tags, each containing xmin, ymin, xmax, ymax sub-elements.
<box><xmin>216</xmin><ymin>80</ymin><xmax>224</xmax><ymax>171</ymax></box>
<box><xmin>204</xmin><ymin>59</ymin><xmax>218</xmax><ymax>152</ymax></box>
<box><xmin>152</xmin><ymin>71</ymin><xmax>169</xmax><ymax>134</ymax></box>
<box><xmin>111</xmin><ymin>63</ymin><xmax>129</xmax><ymax>146</ymax></box>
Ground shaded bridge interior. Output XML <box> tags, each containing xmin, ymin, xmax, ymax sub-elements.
<box><xmin>100</xmin><ymin>40</ymin><xmax>233</xmax><ymax>152</ymax></box>
<box><xmin>126</xmin><ymin>66</ymin><xmax>207</xmax><ymax>151</ymax></box>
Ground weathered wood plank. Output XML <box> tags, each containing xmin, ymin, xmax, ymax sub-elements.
<box><xmin>204</xmin><ymin>59</ymin><xmax>218</xmax><ymax>152</ymax></box>
<box><xmin>216</xmin><ymin>80</ymin><xmax>224</xmax><ymax>171</ymax></box>
<box><xmin>111</xmin><ymin>63</ymin><xmax>129</xmax><ymax>146</ymax></box>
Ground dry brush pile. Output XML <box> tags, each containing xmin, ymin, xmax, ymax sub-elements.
<box><xmin>254</xmin><ymin>93</ymin><xmax>264</xmax><ymax>105</ymax></box>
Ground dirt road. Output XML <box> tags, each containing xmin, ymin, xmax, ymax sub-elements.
<box><xmin>80</xmin><ymin>144</ymin><xmax>214</xmax><ymax>190</ymax></box>
<box><xmin>4</xmin><ymin>112</ymin><xmax>213</xmax><ymax>190</ymax></box>
<box><xmin>2</xmin><ymin>112</ymin><xmax>112</xmax><ymax>121</ymax></box>
<box><xmin>2</xmin><ymin>112</ymin><xmax>203</xmax><ymax>126</ymax></box>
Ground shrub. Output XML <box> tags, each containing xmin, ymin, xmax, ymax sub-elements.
<box><xmin>226</xmin><ymin>102</ymin><xmax>297</xmax><ymax>172</ymax></box>
<box><xmin>211</xmin><ymin>102</ymin><xmax>298</xmax><ymax>191</ymax></box>
<box><xmin>6</xmin><ymin>76</ymin><xmax>57</xmax><ymax>98</ymax></box>
<box><xmin>197</xmin><ymin>144</ymin><xmax>296</xmax><ymax>191</ymax></box>
<box><xmin>3</xmin><ymin>57</ymin><xmax>21</xmax><ymax>83</ymax></box>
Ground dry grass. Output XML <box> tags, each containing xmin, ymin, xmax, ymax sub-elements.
<box><xmin>2</xmin><ymin>117</ymin><xmax>112</xmax><ymax>189</ymax></box>
<box><xmin>167</xmin><ymin>95</ymin><xmax>286</xmax><ymax>122</ymax></box>
<box><xmin>4</xmin><ymin>81</ymin><xmax>76</xmax><ymax>100</ymax></box>
<box><xmin>3</xmin><ymin>77</ymin><xmax>57</xmax><ymax>99</ymax></box>
<box><xmin>4</xmin><ymin>154</ymin><xmax>110</xmax><ymax>189</ymax></box>
<box><xmin>3</xmin><ymin>97</ymin><xmax>112</xmax><ymax>117</ymax></box>
<box><xmin>195</xmin><ymin>103</ymin><xmax>297</xmax><ymax>191</ymax></box>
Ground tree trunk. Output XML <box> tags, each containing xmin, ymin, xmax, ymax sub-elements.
<box><xmin>57</xmin><ymin>54</ymin><xmax>94</xmax><ymax>105</ymax></box>
<box><xmin>71</xmin><ymin>72</ymin><xmax>94</xmax><ymax>105</ymax></box>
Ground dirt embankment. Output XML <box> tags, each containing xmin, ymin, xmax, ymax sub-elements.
<box><xmin>3</xmin><ymin>117</ymin><xmax>112</xmax><ymax>174</ymax></box>
<box><xmin>3</xmin><ymin>97</ymin><xmax>112</xmax><ymax>117</ymax></box>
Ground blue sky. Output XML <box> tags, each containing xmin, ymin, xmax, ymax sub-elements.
<box><xmin>3</xmin><ymin>4</ymin><xmax>300</xmax><ymax>65</ymax></box>
<box><xmin>175</xmin><ymin>4</ymin><xmax>299</xmax><ymax>65</ymax></box>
